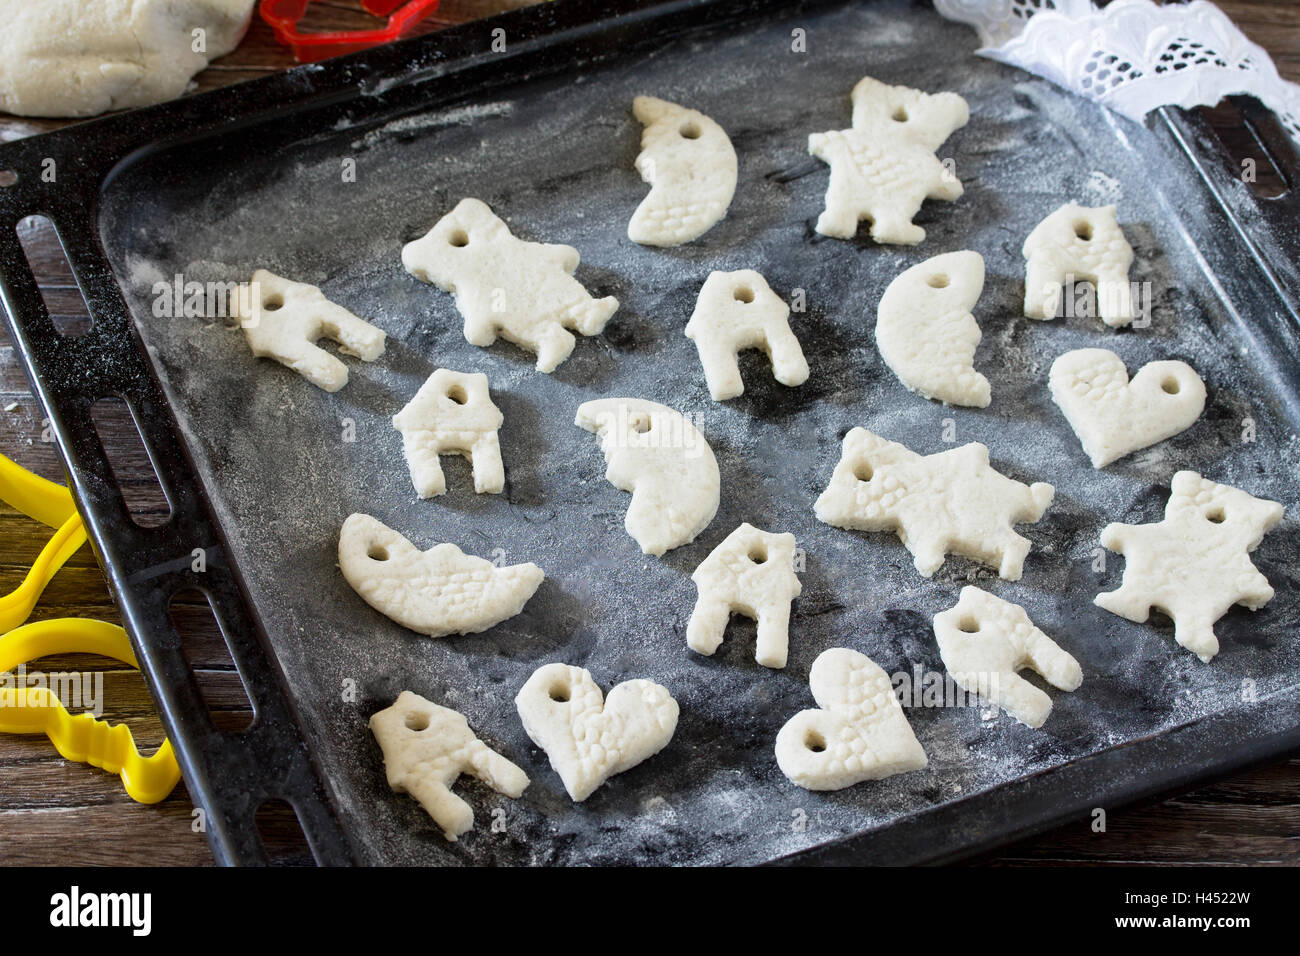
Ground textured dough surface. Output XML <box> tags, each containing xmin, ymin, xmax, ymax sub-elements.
<box><xmin>0</xmin><ymin>0</ymin><xmax>253</xmax><ymax>117</ymax></box>
<box><xmin>338</xmin><ymin>513</ymin><xmax>543</xmax><ymax>637</ymax></box>
<box><xmin>628</xmin><ymin>96</ymin><xmax>738</xmax><ymax>246</ymax></box>
<box><xmin>1023</xmin><ymin>202</ymin><xmax>1136</xmax><ymax>327</ymax></box>
<box><xmin>776</xmin><ymin>647</ymin><xmax>927</xmax><ymax>791</ymax></box>
<box><xmin>402</xmin><ymin>198</ymin><xmax>618</xmax><ymax>372</ymax></box>
<box><xmin>1096</xmin><ymin>471</ymin><xmax>1283</xmax><ymax>662</ymax></box>
<box><xmin>808</xmin><ymin>75</ymin><xmax>968</xmax><ymax>244</ymax></box>
<box><xmin>393</xmin><ymin>368</ymin><xmax>506</xmax><ymax>498</ymax></box>
<box><xmin>370</xmin><ymin>691</ymin><xmax>529</xmax><ymax>841</ymax></box>
<box><xmin>814</xmin><ymin>427</ymin><xmax>1054</xmax><ymax>580</ymax></box>
<box><xmin>515</xmin><ymin>663</ymin><xmax>679</xmax><ymax>802</ymax></box>
<box><xmin>236</xmin><ymin>269</ymin><xmax>385</xmax><ymax>393</ymax></box>
<box><xmin>575</xmin><ymin>398</ymin><xmax>720</xmax><ymax>555</ymax></box>
<box><xmin>876</xmin><ymin>250</ymin><xmax>989</xmax><ymax>407</ymax></box>
<box><xmin>934</xmin><ymin>586</ymin><xmax>1082</xmax><ymax>729</ymax></box>
<box><xmin>685</xmin><ymin>269</ymin><xmax>808</xmax><ymax>401</ymax></box>
<box><xmin>687</xmin><ymin>523</ymin><xmax>802</xmax><ymax>669</ymax></box>
<box><xmin>1049</xmin><ymin>348</ymin><xmax>1205</xmax><ymax>468</ymax></box>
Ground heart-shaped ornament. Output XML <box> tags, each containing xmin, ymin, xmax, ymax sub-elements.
<box><xmin>775</xmin><ymin>648</ymin><xmax>927</xmax><ymax>791</ymax></box>
<box><xmin>1049</xmin><ymin>348</ymin><xmax>1205</xmax><ymax>468</ymax></box>
<box><xmin>516</xmin><ymin>663</ymin><xmax>679</xmax><ymax>802</ymax></box>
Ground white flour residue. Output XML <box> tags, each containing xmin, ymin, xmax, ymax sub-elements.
<box><xmin>1085</xmin><ymin>169</ymin><xmax>1123</xmax><ymax>203</ymax></box>
<box><xmin>352</xmin><ymin>101</ymin><xmax>516</xmax><ymax>150</ymax></box>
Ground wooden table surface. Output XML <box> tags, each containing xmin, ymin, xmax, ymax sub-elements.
<box><xmin>1</xmin><ymin>0</ymin><xmax>1297</xmax><ymax>866</ymax></box>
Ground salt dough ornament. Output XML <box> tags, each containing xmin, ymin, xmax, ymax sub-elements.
<box><xmin>933</xmin><ymin>586</ymin><xmax>1082</xmax><ymax>729</ymax></box>
<box><xmin>814</xmin><ymin>428</ymin><xmax>1054</xmax><ymax>580</ymax></box>
<box><xmin>236</xmin><ymin>269</ymin><xmax>385</xmax><ymax>393</ymax></box>
<box><xmin>775</xmin><ymin>647</ymin><xmax>927</xmax><ymax>791</ymax></box>
<box><xmin>1049</xmin><ymin>348</ymin><xmax>1205</xmax><ymax>468</ymax></box>
<box><xmin>876</xmin><ymin>250</ymin><xmax>990</xmax><ymax>407</ymax></box>
<box><xmin>370</xmin><ymin>691</ymin><xmax>529</xmax><ymax>841</ymax></box>
<box><xmin>393</xmin><ymin>369</ymin><xmax>506</xmax><ymax>498</ymax></box>
<box><xmin>1096</xmin><ymin>471</ymin><xmax>1283</xmax><ymax>662</ymax></box>
<box><xmin>1023</xmin><ymin>203</ymin><xmax>1136</xmax><ymax>327</ymax></box>
<box><xmin>629</xmin><ymin>96</ymin><xmax>738</xmax><ymax>247</ymax></box>
<box><xmin>808</xmin><ymin>75</ymin><xmax>968</xmax><ymax>244</ymax></box>
<box><xmin>684</xmin><ymin>270</ymin><xmax>809</xmax><ymax>401</ymax></box>
<box><xmin>574</xmin><ymin>398</ymin><xmax>720</xmax><ymax>556</ymax></box>
<box><xmin>338</xmin><ymin>513</ymin><xmax>543</xmax><ymax>637</ymax></box>
<box><xmin>515</xmin><ymin>663</ymin><xmax>679</xmax><ymax>802</ymax></box>
<box><xmin>402</xmin><ymin>198</ymin><xmax>618</xmax><ymax>372</ymax></box>
<box><xmin>687</xmin><ymin>523</ymin><xmax>802</xmax><ymax>669</ymax></box>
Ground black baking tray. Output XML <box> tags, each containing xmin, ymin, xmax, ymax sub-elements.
<box><xmin>1</xmin><ymin>0</ymin><xmax>1298</xmax><ymax>866</ymax></box>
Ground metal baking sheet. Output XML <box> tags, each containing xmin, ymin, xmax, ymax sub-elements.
<box><xmin>18</xmin><ymin>0</ymin><xmax>1300</xmax><ymax>864</ymax></box>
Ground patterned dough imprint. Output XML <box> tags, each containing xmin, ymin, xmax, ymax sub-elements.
<box><xmin>237</xmin><ymin>269</ymin><xmax>385</xmax><ymax>392</ymax></box>
<box><xmin>393</xmin><ymin>368</ymin><xmax>506</xmax><ymax>498</ymax></box>
<box><xmin>1049</xmin><ymin>348</ymin><xmax>1205</xmax><ymax>468</ymax></box>
<box><xmin>687</xmin><ymin>523</ymin><xmax>803</xmax><ymax>669</ymax></box>
<box><xmin>575</xmin><ymin>398</ymin><xmax>720</xmax><ymax>556</ymax></box>
<box><xmin>402</xmin><ymin>198</ymin><xmax>618</xmax><ymax>372</ymax></box>
<box><xmin>876</xmin><ymin>250</ymin><xmax>989</xmax><ymax>407</ymax></box>
<box><xmin>808</xmin><ymin>75</ymin><xmax>968</xmax><ymax>244</ymax></box>
<box><xmin>1096</xmin><ymin>471</ymin><xmax>1284</xmax><ymax>662</ymax></box>
<box><xmin>1023</xmin><ymin>203</ymin><xmax>1136</xmax><ymax>327</ymax></box>
<box><xmin>338</xmin><ymin>513</ymin><xmax>543</xmax><ymax>637</ymax></box>
<box><xmin>933</xmin><ymin>586</ymin><xmax>1083</xmax><ymax>729</ymax></box>
<box><xmin>685</xmin><ymin>269</ymin><xmax>808</xmax><ymax>401</ymax></box>
<box><xmin>370</xmin><ymin>691</ymin><xmax>529</xmax><ymax>841</ymax></box>
<box><xmin>515</xmin><ymin>663</ymin><xmax>679</xmax><ymax>802</ymax></box>
<box><xmin>628</xmin><ymin>96</ymin><xmax>738</xmax><ymax>247</ymax></box>
<box><xmin>776</xmin><ymin>647</ymin><xmax>927</xmax><ymax>791</ymax></box>
<box><xmin>814</xmin><ymin>428</ymin><xmax>1055</xmax><ymax>580</ymax></box>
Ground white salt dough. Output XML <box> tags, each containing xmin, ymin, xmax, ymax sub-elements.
<box><xmin>236</xmin><ymin>269</ymin><xmax>385</xmax><ymax>393</ymax></box>
<box><xmin>629</xmin><ymin>96</ymin><xmax>738</xmax><ymax>246</ymax></box>
<box><xmin>393</xmin><ymin>369</ymin><xmax>505</xmax><ymax>498</ymax></box>
<box><xmin>876</xmin><ymin>250</ymin><xmax>989</xmax><ymax>407</ymax></box>
<box><xmin>933</xmin><ymin>586</ymin><xmax>1082</xmax><ymax>729</ymax></box>
<box><xmin>775</xmin><ymin>647</ymin><xmax>927</xmax><ymax>791</ymax></box>
<box><xmin>684</xmin><ymin>270</ymin><xmax>809</xmax><ymax>401</ymax></box>
<box><xmin>574</xmin><ymin>398</ymin><xmax>720</xmax><ymax>556</ymax></box>
<box><xmin>370</xmin><ymin>691</ymin><xmax>529</xmax><ymax>841</ymax></box>
<box><xmin>1023</xmin><ymin>202</ymin><xmax>1136</xmax><ymax>327</ymax></box>
<box><xmin>338</xmin><ymin>513</ymin><xmax>543</xmax><ymax>637</ymax></box>
<box><xmin>1096</xmin><ymin>471</ymin><xmax>1283</xmax><ymax>662</ymax></box>
<box><xmin>0</xmin><ymin>0</ymin><xmax>254</xmax><ymax>118</ymax></box>
<box><xmin>687</xmin><ymin>523</ymin><xmax>802</xmax><ymax>669</ymax></box>
<box><xmin>402</xmin><ymin>198</ymin><xmax>618</xmax><ymax>372</ymax></box>
<box><xmin>515</xmin><ymin>663</ymin><xmax>679</xmax><ymax>802</ymax></box>
<box><xmin>1049</xmin><ymin>348</ymin><xmax>1205</xmax><ymax>468</ymax></box>
<box><xmin>808</xmin><ymin>75</ymin><xmax>968</xmax><ymax>244</ymax></box>
<box><xmin>814</xmin><ymin>428</ymin><xmax>1054</xmax><ymax>580</ymax></box>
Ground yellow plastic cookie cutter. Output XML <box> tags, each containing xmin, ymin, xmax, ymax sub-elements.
<box><xmin>0</xmin><ymin>619</ymin><xmax>181</xmax><ymax>804</ymax></box>
<box><xmin>0</xmin><ymin>452</ymin><xmax>87</xmax><ymax>634</ymax></box>
<box><xmin>0</xmin><ymin>452</ymin><xmax>181</xmax><ymax>803</ymax></box>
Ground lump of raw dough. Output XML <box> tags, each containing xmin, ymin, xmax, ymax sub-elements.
<box><xmin>0</xmin><ymin>0</ymin><xmax>255</xmax><ymax>118</ymax></box>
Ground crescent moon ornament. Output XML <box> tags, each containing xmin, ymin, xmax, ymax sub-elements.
<box><xmin>628</xmin><ymin>96</ymin><xmax>737</xmax><ymax>247</ymax></box>
<box><xmin>875</xmin><ymin>250</ymin><xmax>990</xmax><ymax>408</ymax></box>
<box><xmin>338</xmin><ymin>513</ymin><xmax>543</xmax><ymax>637</ymax></box>
<box><xmin>574</xmin><ymin>398</ymin><xmax>720</xmax><ymax>556</ymax></box>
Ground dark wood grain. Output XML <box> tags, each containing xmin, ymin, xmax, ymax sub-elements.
<box><xmin>0</xmin><ymin>0</ymin><xmax>1296</xmax><ymax>867</ymax></box>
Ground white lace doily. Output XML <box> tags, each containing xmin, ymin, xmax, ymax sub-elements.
<box><xmin>934</xmin><ymin>0</ymin><xmax>1300</xmax><ymax>145</ymax></box>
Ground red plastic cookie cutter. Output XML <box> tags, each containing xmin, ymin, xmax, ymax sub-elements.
<box><xmin>260</xmin><ymin>0</ymin><xmax>442</xmax><ymax>62</ymax></box>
